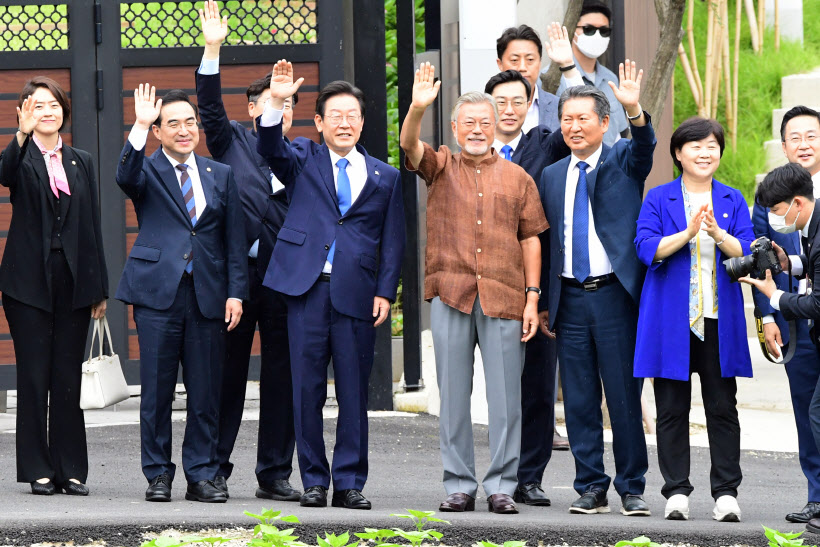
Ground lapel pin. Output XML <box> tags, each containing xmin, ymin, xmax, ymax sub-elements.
<box><xmin>206</xmin><ymin>167</ymin><xmax>212</xmax><ymax>172</ymax></box>
<box><xmin>723</xmin><ymin>213</ymin><xmax>728</xmax><ymax>218</ymax></box>
<box><xmin>375</xmin><ymin>170</ymin><xmax>379</xmax><ymax>175</ymax></box>
<box><xmin>71</xmin><ymin>160</ymin><xmax>76</xmax><ymax>165</ymax></box>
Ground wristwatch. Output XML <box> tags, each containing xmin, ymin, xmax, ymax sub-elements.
<box><xmin>526</xmin><ymin>286</ymin><xmax>542</xmax><ymax>298</ymax></box>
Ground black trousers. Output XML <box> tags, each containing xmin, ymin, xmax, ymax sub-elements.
<box><xmin>5</xmin><ymin>250</ymin><xmax>91</xmax><ymax>483</ymax></box>
<box><xmin>217</xmin><ymin>258</ymin><xmax>295</xmax><ymax>483</ymax></box>
<box><xmin>655</xmin><ymin>318</ymin><xmax>742</xmax><ymax>500</ymax></box>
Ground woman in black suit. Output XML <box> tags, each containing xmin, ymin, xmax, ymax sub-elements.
<box><xmin>0</xmin><ymin>77</ymin><xmax>108</xmax><ymax>496</ymax></box>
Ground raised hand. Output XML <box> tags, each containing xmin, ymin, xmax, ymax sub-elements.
<box><xmin>134</xmin><ymin>83</ymin><xmax>162</xmax><ymax>130</ymax></box>
<box><xmin>199</xmin><ymin>0</ymin><xmax>228</xmax><ymax>49</ymax></box>
<box><xmin>269</xmin><ymin>59</ymin><xmax>304</xmax><ymax>110</ymax></box>
<box><xmin>544</xmin><ymin>22</ymin><xmax>574</xmax><ymax>68</ymax></box>
<box><xmin>702</xmin><ymin>208</ymin><xmax>724</xmax><ymax>241</ymax></box>
<box><xmin>16</xmin><ymin>95</ymin><xmax>40</xmax><ymax>135</ymax></box>
<box><xmin>411</xmin><ymin>62</ymin><xmax>441</xmax><ymax>110</ymax></box>
<box><xmin>608</xmin><ymin>59</ymin><xmax>643</xmax><ymax>110</ymax></box>
<box><xmin>686</xmin><ymin>203</ymin><xmax>708</xmax><ymax>239</ymax></box>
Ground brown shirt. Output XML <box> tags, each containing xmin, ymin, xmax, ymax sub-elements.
<box><xmin>406</xmin><ymin>143</ymin><xmax>548</xmax><ymax>321</ymax></box>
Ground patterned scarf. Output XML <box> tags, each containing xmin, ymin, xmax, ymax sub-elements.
<box><xmin>32</xmin><ymin>134</ymin><xmax>70</xmax><ymax>198</ymax></box>
<box><xmin>681</xmin><ymin>179</ymin><xmax>718</xmax><ymax>341</ymax></box>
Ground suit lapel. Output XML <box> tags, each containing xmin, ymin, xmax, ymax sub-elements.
<box><xmin>585</xmin><ymin>145</ymin><xmax>609</xmax><ymax>205</ymax></box>
<box><xmin>345</xmin><ymin>149</ymin><xmax>381</xmax><ymax>217</ymax></box>
<box><xmin>150</xmin><ymin>148</ymin><xmax>190</xmax><ymax>224</ymax></box>
<box><xmin>511</xmin><ymin>132</ymin><xmax>527</xmax><ymax>164</ymax></box>
<box><xmin>26</xmin><ymin>143</ymin><xmax>55</xmax><ymax>213</ymax></box>
<box><xmin>551</xmin><ymin>157</ymin><xmax>570</xmax><ymax>248</ymax></box>
<box><xmin>668</xmin><ymin>177</ymin><xmax>687</xmax><ymax>232</ymax></box>
<box><xmin>711</xmin><ymin>180</ymin><xmax>734</xmax><ymax>235</ymax></box>
<box><xmin>195</xmin><ymin>154</ymin><xmax>215</xmax><ymax>223</ymax></box>
<box><xmin>315</xmin><ymin>145</ymin><xmax>339</xmax><ymax>210</ymax></box>
<box><xmin>59</xmin><ymin>146</ymin><xmax>79</xmax><ymax>220</ymax></box>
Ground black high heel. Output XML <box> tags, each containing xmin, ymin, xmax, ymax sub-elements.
<box><xmin>30</xmin><ymin>480</ymin><xmax>55</xmax><ymax>495</ymax></box>
<box><xmin>57</xmin><ymin>480</ymin><xmax>89</xmax><ymax>496</ymax></box>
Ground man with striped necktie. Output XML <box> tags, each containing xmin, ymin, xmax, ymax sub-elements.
<box><xmin>116</xmin><ymin>86</ymin><xmax>248</xmax><ymax>503</ymax></box>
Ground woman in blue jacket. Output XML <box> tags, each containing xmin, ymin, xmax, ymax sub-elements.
<box><xmin>634</xmin><ymin>117</ymin><xmax>754</xmax><ymax>523</ymax></box>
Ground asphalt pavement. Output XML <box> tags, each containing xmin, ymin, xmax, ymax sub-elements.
<box><xmin>0</xmin><ymin>411</ymin><xmax>812</xmax><ymax>547</ymax></box>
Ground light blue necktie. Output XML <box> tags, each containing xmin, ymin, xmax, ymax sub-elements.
<box><xmin>327</xmin><ymin>158</ymin><xmax>351</xmax><ymax>264</ymax></box>
<box><xmin>501</xmin><ymin>144</ymin><xmax>512</xmax><ymax>161</ymax></box>
<box><xmin>572</xmin><ymin>161</ymin><xmax>590</xmax><ymax>282</ymax></box>
<box><xmin>178</xmin><ymin>164</ymin><xmax>196</xmax><ymax>274</ymax></box>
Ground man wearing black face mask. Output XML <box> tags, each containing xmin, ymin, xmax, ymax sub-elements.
<box><xmin>555</xmin><ymin>1</ymin><xmax>627</xmax><ymax>146</ymax></box>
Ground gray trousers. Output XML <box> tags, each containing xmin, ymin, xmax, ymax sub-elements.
<box><xmin>431</xmin><ymin>296</ymin><xmax>525</xmax><ymax>498</ymax></box>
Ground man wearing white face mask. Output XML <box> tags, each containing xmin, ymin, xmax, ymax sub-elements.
<box><xmin>554</xmin><ymin>1</ymin><xmax>628</xmax><ymax>147</ymax></box>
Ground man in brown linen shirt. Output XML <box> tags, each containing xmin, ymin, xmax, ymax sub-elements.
<box><xmin>400</xmin><ymin>62</ymin><xmax>546</xmax><ymax>515</ymax></box>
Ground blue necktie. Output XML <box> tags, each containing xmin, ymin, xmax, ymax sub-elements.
<box><xmin>572</xmin><ymin>160</ymin><xmax>590</xmax><ymax>282</ymax></box>
<box><xmin>327</xmin><ymin>158</ymin><xmax>351</xmax><ymax>264</ymax></box>
<box><xmin>501</xmin><ymin>144</ymin><xmax>512</xmax><ymax>161</ymax></box>
<box><xmin>177</xmin><ymin>164</ymin><xmax>196</xmax><ymax>274</ymax></box>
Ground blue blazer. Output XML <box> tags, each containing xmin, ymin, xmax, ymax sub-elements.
<box><xmin>633</xmin><ymin>178</ymin><xmax>754</xmax><ymax>380</ymax></box>
<box><xmin>115</xmin><ymin>142</ymin><xmax>249</xmax><ymax>319</ymax></box>
<box><xmin>537</xmin><ymin>87</ymin><xmax>560</xmax><ymax>132</ymax></box>
<box><xmin>256</xmin><ymin>121</ymin><xmax>405</xmax><ymax>322</ymax></box>
<box><xmin>538</xmin><ymin>116</ymin><xmax>656</xmax><ymax>329</ymax></box>
<box><xmin>751</xmin><ymin>202</ymin><xmax>801</xmax><ymax>345</ymax></box>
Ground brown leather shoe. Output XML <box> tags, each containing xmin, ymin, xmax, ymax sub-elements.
<box><xmin>488</xmin><ymin>493</ymin><xmax>519</xmax><ymax>514</ymax></box>
<box><xmin>553</xmin><ymin>428</ymin><xmax>570</xmax><ymax>451</ymax></box>
<box><xmin>439</xmin><ymin>492</ymin><xmax>475</xmax><ymax>512</ymax></box>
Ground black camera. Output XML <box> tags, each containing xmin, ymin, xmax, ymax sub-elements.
<box><xmin>723</xmin><ymin>237</ymin><xmax>783</xmax><ymax>282</ymax></box>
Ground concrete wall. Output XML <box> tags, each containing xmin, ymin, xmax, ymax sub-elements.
<box><xmin>516</xmin><ymin>0</ymin><xmax>570</xmax><ymax>74</ymax></box>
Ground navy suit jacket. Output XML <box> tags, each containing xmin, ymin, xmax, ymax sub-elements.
<box><xmin>195</xmin><ymin>70</ymin><xmax>289</xmax><ymax>278</ymax></box>
<box><xmin>751</xmin><ymin>202</ymin><xmax>802</xmax><ymax>345</ymax></box>
<box><xmin>115</xmin><ymin>142</ymin><xmax>248</xmax><ymax>319</ymax></box>
<box><xmin>539</xmin><ymin>115</ymin><xmax>656</xmax><ymax>329</ymax></box>
<box><xmin>510</xmin><ymin>125</ymin><xmax>571</xmax><ymax>311</ymax></box>
<box><xmin>256</xmin><ymin>120</ymin><xmax>405</xmax><ymax>322</ymax></box>
<box><xmin>537</xmin><ymin>87</ymin><xmax>560</xmax><ymax>132</ymax></box>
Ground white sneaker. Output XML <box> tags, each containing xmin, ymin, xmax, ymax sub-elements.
<box><xmin>712</xmin><ymin>495</ymin><xmax>741</xmax><ymax>522</ymax></box>
<box><xmin>664</xmin><ymin>494</ymin><xmax>689</xmax><ymax>520</ymax></box>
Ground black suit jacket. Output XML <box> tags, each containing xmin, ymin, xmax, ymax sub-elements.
<box><xmin>195</xmin><ymin>69</ymin><xmax>289</xmax><ymax>279</ymax></box>
<box><xmin>780</xmin><ymin>208</ymin><xmax>820</xmax><ymax>321</ymax></box>
<box><xmin>0</xmin><ymin>136</ymin><xmax>108</xmax><ymax>312</ymax></box>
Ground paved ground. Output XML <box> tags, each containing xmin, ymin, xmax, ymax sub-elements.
<box><xmin>0</xmin><ymin>411</ymin><xmax>812</xmax><ymax>547</ymax></box>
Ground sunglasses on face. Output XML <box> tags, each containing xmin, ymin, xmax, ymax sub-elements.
<box><xmin>577</xmin><ymin>25</ymin><xmax>612</xmax><ymax>37</ymax></box>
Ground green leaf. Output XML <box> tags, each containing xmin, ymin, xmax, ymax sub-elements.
<box><xmin>614</xmin><ymin>537</ymin><xmax>652</xmax><ymax>547</ymax></box>
<box><xmin>153</xmin><ymin>538</ymin><xmax>185</xmax><ymax>547</ymax></box>
<box><xmin>425</xmin><ymin>517</ymin><xmax>451</xmax><ymax>525</ymax></box>
<box><xmin>280</xmin><ymin>515</ymin><xmax>301</xmax><ymax>524</ymax></box>
<box><xmin>478</xmin><ymin>542</ymin><xmax>500</xmax><ymax>547</ymax></box>
<box><xmin>245</xmin><ymin>511</ymin><xmax>266</xmax><ymax>522</ymax></box>
<box><xmin>502</xmin><ymin>542</ymin><xmax>527</xmax><ymax>547</ymax></box>
<box><xmin>406</xmin><ymin>509</ymin><xmax>434</xmax><ymax>519</ymax></box>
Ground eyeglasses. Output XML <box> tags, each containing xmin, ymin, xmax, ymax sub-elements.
<box><xmin>787</xmin><ymin>133</ymin><xmax>819</xmax><ymax>145</ymax></box>
<box><xmin>164</xmin><ymin>120</ymin><xmax>198</xmax><ymax>130</ymax></box>
<box><xmin>325</xmin><ymin>113</ymin><xmax>362</xmax><ymax>126</ymax></box>
<box><xmin>494</xmin><ymin>99</ymin><xmax>527</xmax><ymax>109</ymax></box>
<box><xmin>459</xmin><ymin>120</ymin><xmax>493</xmax><ymax>130</ymax></box>
<box><xmin>577</xmin><ymin>24</ymin><xmax>612</xmax><ymax>37</ymax></box>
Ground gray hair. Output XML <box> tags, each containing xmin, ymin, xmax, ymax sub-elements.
<box><xmin>451</xmin><ymin>91</ymin><xmax>498</xmax><ymax>123</ymax></box>
<box><xmin>558</xmin><ymin>85</ymin><xmax>610</xmax><ymax>123</ymax></box>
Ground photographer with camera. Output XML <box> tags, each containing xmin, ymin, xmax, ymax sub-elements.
<box><xmin>634</xmin><ymin>117</ymin><xmax>754</xmax><ymax>522</ymax></box>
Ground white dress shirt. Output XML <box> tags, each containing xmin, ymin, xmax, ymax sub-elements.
<box><xmin>561</xmin><ymin>146</ymin><xmax>612</xmax><ymax>278</ymax></box>
<box><xmin>492</xmin><ymin>131</ymin><xmax>523</xmax><ymax>157</ymax></box>
<box><xmin>259</xmin><ymin>103</ymin><xmax>368</xmax><ymax>273</ymax></box>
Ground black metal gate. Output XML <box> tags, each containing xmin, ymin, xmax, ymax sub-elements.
<box><xmin>0</xmin><ymin>0</ymin><xmax>345</xmax><ymax>388</ymax></box>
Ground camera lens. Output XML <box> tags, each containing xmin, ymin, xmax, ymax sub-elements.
<box><xmin>723</xmin><ymin>255</ymin><xmax>755</xmax><ymax>282</ymax></box>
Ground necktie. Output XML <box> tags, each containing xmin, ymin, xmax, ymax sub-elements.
<box><xmin>327</xmin><ymin>158</ymin><xmax>351</xmax><ymax>264</ymax></box>
<box><xmin>32</xmin><ymin>134</ymin><xmax>70</xmax><ymax>198</ymax></box>
<box><xmin>501</xmin><ymin>144</ymin><xmax>512</xmax><ymax>161</ymax></box>
<box><xmin>572</xmin><ymin>161</ymin><xmax>591</xmax><ymax>282</ymax></box>
<box><xmin>178</xmin><ymin>164</ymin><xmax>196</xmax><ymax>273</ymax></box>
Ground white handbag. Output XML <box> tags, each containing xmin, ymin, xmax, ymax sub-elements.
<box><xmin>79</xmin><ymin>317</ymin><xmax>130</xmax><ymax>410</ymax></box>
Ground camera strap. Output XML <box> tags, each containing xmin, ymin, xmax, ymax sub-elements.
<box><xmin>753</xmin><ymin>309</ymin><xmax>797</xmax><ymax>364</ymax></box>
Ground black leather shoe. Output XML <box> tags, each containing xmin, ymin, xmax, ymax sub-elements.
<box><xmin>553</xmin><ymin>429</ymin><xmax>570</xmax><ymax>451</ymax></box>
<box><xmin>569</xmin><ymin>487</ymin><xmax>609</xmax><ymax>514</ymax></box>
<box><xmin>57</xmin><ymin>480</ymin><xmax>89</xmax><ymax>496</ymax></box>
<box><xmin>514</xmin><ymin>483</ymin><xmax>551</xmax><ymax>506</ymax></box>
<box><xmin>331</xmin><ymin>489</ymin><xmax>371</xmax><ymax>510</ymax></box>
<box><xmin>145</xmin><ymin>473</ymin><xmax>172</xmax><ymax>502</ymax></box>
<box><xmin>185</xmin><ymin>480</ymin><xmax>228</xmax><ymax>503</ymax></box>
<box><xmin>789</xmin><ymin>502</ymin><xmax>820</xmax><ymax>523</ymax></box>
<box><xmin>808</xmin><ymin>517</ymin><xmax>820</xmax><ymax>534</ymax></box>
<box><xmin>30</xmin><ymin>480</ymin><xmax>55</xmax><ymax>496</ymax></box>
<box><xmin>256</xmin><ymin>479</ymin><xmax>301</xmax><ymax>501</ymax></box>
<box><xmin>621</xmin><ymin>494</ymin><xmax>650</xmax><ymax>516</ymax></box>
<box><xmin>300</xmin><ymin>485</ymin><xmax>328</xmax><ymax>507</ymax></box>
<box><xmin>213</xmin><ymin>476</ymin><xmax>228</xmax><ymax>498</ymax></box>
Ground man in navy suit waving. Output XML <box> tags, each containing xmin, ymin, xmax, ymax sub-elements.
<box><xmin>117</xmin><ymin>84</ymin><xmax>248</xmax><ymax>503</ymax></box>
<box><xmin>256</xmin><ymin>60</ymin><xmax>405</xmax><ymax>510</ymax></box>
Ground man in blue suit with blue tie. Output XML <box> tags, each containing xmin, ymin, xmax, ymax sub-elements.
<box><xmin>256</xmin><ymin>60</ymin><xmax>405</xmax><ymax>510</ymax></box>
<box><xmin>539</xmin><ymin>61</ymin><xmax>655</xmax><ymax>516</ymax></box>
<box><xmin>751</xmin><ymin>106</ymin><xmax>820</xmax><ymax>524</ymax></box>
<box><xmin>117</xmin><ymin>84</ymin><xmax>248</xmax><ymax>503</ymax></box>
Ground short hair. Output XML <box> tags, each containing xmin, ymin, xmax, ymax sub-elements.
<box><xmin>155</xmin><ymin>89</ymin><xmax>198</xmax><ymax>126</ymax></box>
<box><xmin>496</xmin><ymin>25</ymin><xmax>542</xmax><ymax>60</ymax></box>
<box><xmin>557</xmin><ymin>85</ymin><xmax>609</xmax><ymax>121</ymax></box>
<box><xmin>755</xmin><ymin>163</ymin><xmax>816</xmax><ymax>208</ymax></box>
<box><xmin>246</xmin><ymin>72</ymin><xmax>298</xmax><ymax>106</ymax></box>
<box><xmin>450</xmin><ymin>91</ymin><xmax>499</xmax><ymax>123</ymax></box>
<box><xmin>316</xmin><ymin>80</ymin><xmax>365</xmax><ymax>118</ymax></box>
<box><xmin>580</xmin><ymin>1</ymin><xmax>613</xmax><ymax>22</ymax></box>
<box><xmin>669</xmin><ymin>117</ymin><xmax>725</xmax><ymax>172</ymax></box>
<box><xmin>18</xmin><ymin>76</ymin><xmax>71</xmax><ymax>131</ymax></box>
<box><xmin>484</xmin><ymin>70</ymin><xmax>532</xmax><ymax>99</ymax></box>
<box><xmin>780</xmin><ymin>105</ymin><xmax>820</xmax><ymax>141</ymax></box>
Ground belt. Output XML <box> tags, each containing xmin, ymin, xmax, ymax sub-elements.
<box><xmin>319</xmin><ymin>272</ymin><xmax>331</xmax><ymax>282</ymax></box>
<box><xmin>562</xmin><ymin>273</ymin><xmax>615</xmax><ymax>291</ymax></box>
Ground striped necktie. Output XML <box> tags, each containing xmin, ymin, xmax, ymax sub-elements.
<box><xmin>177</xmin><ymin>164</ymin><xmax>196</xmax><ymax>273</ymax></box>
